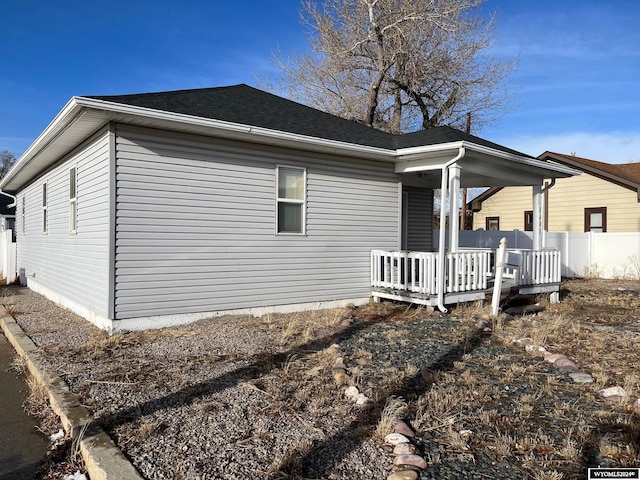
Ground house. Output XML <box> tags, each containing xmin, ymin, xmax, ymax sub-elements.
<box><xmin>0</xmin><ymin>85</ymin><xmax>579</xmax><ymax>331</ymax></box>
<box><xmin>0</xmin><ymin>194</ymin><xmax>16</xmax><ymax>236</ymax></box>
<box><xmin>0</xmin><ymin>195</ymin><xmax>16</xmax><ymax>281</ymax></box>
<box><xmin>471</xmin><ymin>152</ymin><xmax>640</xmax><ymax>233</ymax></box>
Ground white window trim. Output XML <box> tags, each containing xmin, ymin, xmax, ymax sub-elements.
<box><xmin>69</xmin><ymin>166</ymin><xmax>77</xmax><ymax>234</ymax></box>
<box><xmin>276</xmin><ymin>165</ymin><xmax>306</xmax><ymax>236</ymax></box>
<box><xmin>42</xmin><ymin>182</ymin><xmax>48</xmax><ymax>234</ymax></box>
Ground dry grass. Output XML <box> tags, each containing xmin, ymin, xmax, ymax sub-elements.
<box><xmin>374</xmin><ymin>396</ymin><xmax>407</xmax><ymax>441</ymax></box>
<box><xmin>4</xmin><ymin>279</ymin><xmax>640</xmax><ymax>479</ymax></box>
<box><xmin>4</xmin><ymin>303</ymin><xmax>18</xmax><ymax>315</ymax></box>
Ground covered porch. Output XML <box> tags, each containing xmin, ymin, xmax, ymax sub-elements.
<box><xmin>371</xmin><ymin>246</ymin><xmax>562</xmax><ymax>306</ymax></box>
<box><xmin>371</xmin><ymin>138</ymin><xmax>579</xmax><ymax>311</ymax></box>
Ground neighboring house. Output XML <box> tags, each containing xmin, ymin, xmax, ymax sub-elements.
<box><xmin>471</xmin><ymin>151</ymin><xmax>640</xmax><ymax>233</ymax></box>
<box><xmin>0</xmin><ymin>194</ymin><xmax>16</xmax><ymax>237</ymax></box>
<box><xmin>0</xmin><ymin>85</ymin><xmax>578</xmax><ymax>331</ymax></box>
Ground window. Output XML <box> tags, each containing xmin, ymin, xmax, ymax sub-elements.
<box><xmin>486</xmin><ymin>216</ymin><xmax>500</xmax><ymax>231</ymax></box>
<box><xmin>69</xmin><ymin>167</ymin><xmax>77</xmax><ymax>233</ymax></box>
<box><xmin>585</xmin><ymin>207</ymin><xmax>606</xmax><ymax>232</ymax></box>
<box><xmin>42</xmin><ymin>183</ymin><xmax>47</xmax><ymax>234</ymax></box>
<box><xmin>21</xmin><ymin>196</ymin><xmax>25</xmax><ymax>235</ymax></box>
<box><xmin>276</xmin><ymin>166</ymin><xmax>305</xmax><ymax>234</ymax></box>
<box><xmin>524</xmin><ymin>211</ymin><xmax>533</xmax><ymax>231</ymax></box>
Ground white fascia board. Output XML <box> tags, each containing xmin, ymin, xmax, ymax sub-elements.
<box><xmin>0</xmin><ymin>97</ymin><xmax>397</xmax><ymax>191</ymax></box>
<box><xmin>395</xmin><ymin>141</ymin><xmax>464</xmax><ymax>158</ymax></box>
<box><xmin>395</xmin><ymin>140</ymin><xmax>581</xmax><ymax>177</ymax></box>
<box><xmin>0</xmin><ymin>97</ymin><xmax>82</xmax><ymax>189</ymax></box>
<box><xmin>75</xmin><ymin>97</ymin><xmax>397</xmax><ymax>160</ymax></box>
<box><xmin>395</xmin><ymin>142</ymin><xmax>464</xmax><ymax>173</ymax></box>
<box><xmin>463</xmin><ymin>142</ymin><xmax>582</xmax><ymax>177</ymax></box>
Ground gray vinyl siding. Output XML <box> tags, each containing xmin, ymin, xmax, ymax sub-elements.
<box><xmin>405</xmin><ymin>186</ymin><xmax>433</xmax><ymax>251</ymax></box>
<box><xmin>16</xmin><ymin>129</ymin><xmax>111</xmax><ymax>317</ymax></box>
<box><xmin>114</xmin><ymin>125</ymin><xmax>399</xmax><ymax>319</ymax></box>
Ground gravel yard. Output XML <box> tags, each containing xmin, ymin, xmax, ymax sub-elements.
<box><xmin>2</xmin><ymin>278</ymin><xmax>640</xmax><ymax>479</ymax></box>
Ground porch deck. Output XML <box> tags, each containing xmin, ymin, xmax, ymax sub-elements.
<box><xmin>371</xmin><ymin>248</ymin><xmax>562</xmax><ymax>307</ymax></box>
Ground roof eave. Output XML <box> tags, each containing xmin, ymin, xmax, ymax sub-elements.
<box><xmin>396</xmin><ymin>141</ymin><xmax>582</xmax><ymax>177</ymax></box>
<box><xmin>2</xmin><ymin>97</ymin><xmax>582</xmax><ymax>194</ymax></box>
<box><xmin>2</xmin><ymin>98</ymin><xmax>404</xmax><ymax>192</ymax></box>
<box><xmin>0</xmin><ymin>97</ymin><xmax>84</xmax><ymax>191</ymax></box>
<box><xmin>540</xmin><ymin>151</ymin><xmax>639</xmax><ymax>194</ymax></box>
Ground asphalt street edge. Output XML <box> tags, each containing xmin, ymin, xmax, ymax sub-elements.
<box><xmin>0</xmin><ymin>305</ymin><xmax>143</xmax><ymax>480</ymax></box>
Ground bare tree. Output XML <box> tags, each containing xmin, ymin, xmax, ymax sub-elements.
<box><xmin>0</xmin><ymin>150</ymin><xmax>16</xmax><ymax>179</ymax></box>
<box><xmin>273</xmin><ymin>0</ymin><xmax>515</xmax><ymax>134</ymax></box>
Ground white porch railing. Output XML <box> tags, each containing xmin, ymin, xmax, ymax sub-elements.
<box><xmin>371</xmin><ymin>249</ymin><xmax>491</xmax><ymax>295</ymax></box>
<box><xmin>518</xmin><ymin>249</ymin><xmax>562</xmax><ymax>284</ymax></box>
<box><xmin>371</xmin><ymin>247</ymin><xmax>561</xmax><ymax>297</ymax></box>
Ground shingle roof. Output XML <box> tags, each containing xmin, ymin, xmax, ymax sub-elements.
<box><xmin>87</xmin><ymin>84</ymin><xmax>532</xmax><ymax>157</ymax></box>
<box><xmin>471</xmin><ymin>151</ymin><xmax>640</xmax><ymax>209</ymax></box>
<box><xmin>543</xmin><ymin>152</ymin><xmax>640</xmax><ymax>185</ymax></box>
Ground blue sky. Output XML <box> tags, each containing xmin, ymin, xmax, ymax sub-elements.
<box><xmin>1</xmin><ymin>0</ymin><xmax>638</xmax><ymax>163</ymax></box>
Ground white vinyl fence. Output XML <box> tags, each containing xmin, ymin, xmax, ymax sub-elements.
<box><xmin>434</xmin><ymin>230</ymin><xmax>640</xmax><ymax>279</ymax></box>
<box><xmin>0</xmin><ymin>228</ymin><xmax>16</xmax><ymax>283</ymax></box>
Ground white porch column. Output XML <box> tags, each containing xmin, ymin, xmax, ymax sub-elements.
<box><xmin>532</xmin><ymin>184</ymin><xmax>545</xmax><ymax>251</ymax></box>
<box><xmin>448</xmin><ymin>163</ymin><xmax>461</xmax><ymax>252</ymax></box>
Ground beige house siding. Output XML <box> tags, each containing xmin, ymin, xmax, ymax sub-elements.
<box><xmin>472</xmin><ymin>187</ymin><xmax>533</xmax><ymax>231</ymax></box>
<box><xmin>473</xmin><ymin>171</ymin><xmax>640</xmax><ymax>233</ymax></box>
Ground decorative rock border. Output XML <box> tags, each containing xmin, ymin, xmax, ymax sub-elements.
<box><xmin>488</xmin><ymin>316</ymin><xmax>640</xmax><ymax>417</ymax></box>
<box><xmin>330</xmin><ymin>308</ymin><xmax>640</xmax><ymax>479</ymax></box>
<box><xmin>384</xmin><ymin>422</ymin><xmax>429</xmax><ymax>480</ymax></box>
<box><xmin>326</xmin><ymin>340</ymin><xmax>431</xmax><ymax>479</ymax></box>
<box><xmin>328</xmin><ymin>343</ymin><xmax>370</xmax><ymax>407</ymax></box>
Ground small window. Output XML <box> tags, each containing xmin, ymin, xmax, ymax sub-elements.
<box><xmin>486</xmin><ymin>216</ymin><xmax>500</xmax><ymax>231</ymax></box>
<box><xmin>524</xmin><ymin>211</ymin><xmax>533</xmax><ymax>231</ymax></box>
<box><xmin>42</xmin><ymin>183</ymin><xmax>47</xmax><ymax>234</ymax></box>
<box><xmin>69</xmin><ymin>167</ymin><xmax>77</xmax><ymax>233</ymax></box>
<box><xmin>585</xmin><ymin>207</ymin><xmax>606</xmax><ymax>232</ymax></box>
<box><xmin>276</xmin><ymin>166</ymin><xmax>306</xmax><ymax>234</ymax></box>
<box><xmin>21</xmin><ymin>196</ymin><xmax>25</xmax><ymax>235</ymax></box>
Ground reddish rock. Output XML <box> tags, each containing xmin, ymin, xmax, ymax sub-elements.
<box><xmin>339</xmin><ymin>318</ymin><xmax>353</xmax><ymax>329</ymax></box>
<box><xmin>393</xmin><ymin>454</ymin><xmax>428</xmax><ymax>469</ymax></box>
<box><xmin>476</xmin><ymin>319</ymin><xmax>491</xmax><ymax>329</ymax></box>
<box><xmin>553</xmin><ymin>357</ymin><xmax>578</xmax><ymax>369</ymax></box>
<box><xmin>544</xmin><ymin>353</ymin><xmax>566</xmax><ymax>363</ymax></box>
<box><xmin>393</xmin><ymin>420</ymin><xmax>415</xmax><ymax>438</ymax></box>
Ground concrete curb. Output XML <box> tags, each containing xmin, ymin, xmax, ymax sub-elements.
<box><xmin>0</xmin><ymin>305</ymin><xmax>143</xmax><ymax>480</ymax></box>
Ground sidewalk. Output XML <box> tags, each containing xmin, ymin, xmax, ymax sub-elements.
<box><xmin>0</xmin><ymin>331</ymin><xmax>48</xmax><ymax>480</ymax></box>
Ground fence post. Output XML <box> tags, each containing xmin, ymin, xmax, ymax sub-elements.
<box><xmin>491</xmin><ymin>238</ymin><xmax>507</xmax><ymax>316</ymax></box>
<box><xmin>563</xmin><ymin>232</ymin><xmax>569</xmax><ymax>278</ymax></box>
<box><xmin>8</xmin><ymin>230</ymin><xmax>16</xmax><ymax>283</ymax></box>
